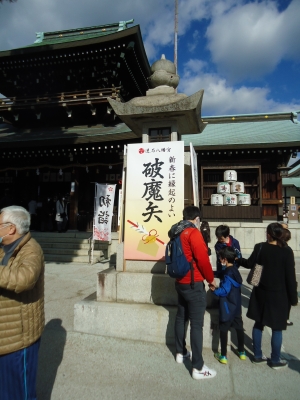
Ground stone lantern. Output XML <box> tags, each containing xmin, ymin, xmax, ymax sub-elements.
<box><xmin>108</xmin><ymin>54</ymin><xmax>207</xmax><ymax>141</ymax></box>
<box><xmin>74</xmin><ymin>56</ymin><xmax>217</xmax><ymax>351</ymax></box>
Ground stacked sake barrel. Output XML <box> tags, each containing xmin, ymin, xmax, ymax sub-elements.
<box><xmin>210</xmin><ymin>170</ymin><xmax>251</xmax><ymax>206</ymax></box>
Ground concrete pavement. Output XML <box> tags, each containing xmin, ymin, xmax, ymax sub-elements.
<box><xmin>37</xmin><ymin>260</ymin><xmax>300</xmax><ymax>400</ymax></box>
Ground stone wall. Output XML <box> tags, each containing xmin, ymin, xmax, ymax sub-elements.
<box><xmin>208</xmin><ymin>221</ymin><xmax>300</xmax><ymax>257</ymax></box>
<box><xmin>109</xmin><ymin>221</ymin><xmax>300</xmax><ymax>267</ymax></box>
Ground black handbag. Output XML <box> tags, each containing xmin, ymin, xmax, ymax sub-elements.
<box><xmin>60</xmin><ymin>212</ymin><xmax>66</xmax><ymax>218</ymax></box>
<box><xmin>246</xmin><ymin>244</ymin><xmax>263</xmax><ymax>287</ymax></box>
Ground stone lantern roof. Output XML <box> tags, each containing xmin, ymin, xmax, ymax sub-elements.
<box><xmin>108</xmin><ymin>54</ymin><xmax>207</xmax><ymax>136</ymax></box>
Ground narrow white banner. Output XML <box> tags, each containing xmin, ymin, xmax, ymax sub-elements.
<box><xmin>118</xmin><ymin>189</ymin><xmax>122</xmax><ymax>227</ymax></box>
<box><xmin>93</xmin><ymin>183</ymin><xmax>116</xmax><ymax>241</ymax></box>
<box><xmin>190</xmin><ymin>142</ymin><xmax>199</xmax><ymax>208</ymax></box>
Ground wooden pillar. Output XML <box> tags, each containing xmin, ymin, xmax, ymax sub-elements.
<box><xmin>69</xmin><ymin>168</ymin><xmax>79</xmax><ymax>230</ymax></box>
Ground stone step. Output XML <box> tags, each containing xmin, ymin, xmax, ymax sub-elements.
<box><xmin>44</xmin><ymin>254</ymin><xmax>91</xmax><ymax>263</ymax></box>
<box><xmin>43</xmin><ymin>248</ymin><xmax>107</xmax><ymax>259</ymax></box>
<box><xmin>34</xmin><ymin>237</ymin><xmax>92</xmax><ymax>244</ymax></box>
<box><xmin>96</xmin><ymin>268</ymin><xmax>220</xmax><ymax>308</ymax></box>
<box><xmin>74</xmin><ymin>300</ymin><xmax>223</xmax><ymax>351</ymax></box>
<box><xmin>35</xmin><ymin>237</ymin><xmax>110</xmax><ymax>249</ymax></box>
<box><xmin>39</xmin><ymin>242</ymin><xmax>104</xmax><ymax>250</ymax></box>
<box><xmin>31</xmin><ymin>232</ymin><xmax>91</xmax><ymax>239</ymax></box>
<box><xmin>32</xmin><ymin>231</ymin><xmax>110</xmax><ymax>263</ymax></box>
<box><xmin>43</xmin><ymin>248</ymin><xmax>91</xmax><ymax>256</ymax></box>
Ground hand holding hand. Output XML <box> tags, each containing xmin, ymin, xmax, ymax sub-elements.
<box><xmin>211</xmin><ymin>279</ymin><xmax>217</xmax><ymax>287</ymax></box>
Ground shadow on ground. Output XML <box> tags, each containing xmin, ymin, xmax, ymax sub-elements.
<box><xmin>37</xmin><ymin>319</ymin><xmax>67</xmax><ymax>400</ymax></box>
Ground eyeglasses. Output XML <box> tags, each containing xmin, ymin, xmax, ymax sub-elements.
<box><xmin>0</xmin><ymin>222</ymin><xmax>12</xmax><ymax>227</ymax></box>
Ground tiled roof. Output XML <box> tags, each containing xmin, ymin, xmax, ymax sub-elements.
<box><xmin>0</xmin><ymin>122</ymin><xmax>133</xmax><ymax>146</ymax></box>
<box><xmin>0</xmin><ymin>20</ymin><xmax>134</xmax><ymax>53</ymax></box>
<box><xmin>27</xmin><ymin>32</ymin><xmax>116</xmax><ymax>48</ymax></box>
<box><xmin>183</xmin><ymin>119</ymin><xmax>300</xmax><ymax>149</ymax></box>
<box><xmin>282</xmin><ymin>177</ymin><xmax>300</xmax><ymax>186</ymax></box>
<box><xmin>1</xmin><ymin>113</ymin><xmax>299</xmax><ymax>149</ymax></box>
<box><xmin>288</xmin><ymin>162</ymin><xmax>300</xmax><ymax>177</ymax></box>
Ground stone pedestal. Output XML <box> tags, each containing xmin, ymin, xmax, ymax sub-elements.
<box><xmin>74</xmin><ymin>299</ymin><xmax>221</xmax><ymax>350</ymax></box>
<box><xmin>74</xmin><ymin>265</ymin><xmax>223</xmax><ymax>351</ymax></box>
<box><xmin>73</xmin><ymin>263</ymin><xmax>228</xmax><ymax>352</ymax></box>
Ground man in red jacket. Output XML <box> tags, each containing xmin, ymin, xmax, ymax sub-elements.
<box><xmin>169</xmin><ymin>206</ymin><xmax>217</xmax><ymax>380</ymax></box>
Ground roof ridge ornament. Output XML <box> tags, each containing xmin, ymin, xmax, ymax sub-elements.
<box><xmin>118</xmin><ymin>19</ymin><xmax>134</xmax><ymax>31</ymax></box>
<box><xmin>34</xmin><ymin>32</ymin><xmax>44</xmax><ymax>43</ymax></box>
<box><xmin>292</xmin><ymin>111</ymin><xmax>299</xmax><ymax>124</ymax></box>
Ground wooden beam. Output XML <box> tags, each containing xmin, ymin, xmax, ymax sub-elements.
<box><xmin>262</xmin><ymin>199</ymin><xmax>283</xmax><ymax>205</ymax></box>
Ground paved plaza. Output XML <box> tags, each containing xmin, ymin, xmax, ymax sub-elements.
<box><xmin>37</xmin><ymin>260</ymin><xmax>300</xmax><ymax>400</ymax></box>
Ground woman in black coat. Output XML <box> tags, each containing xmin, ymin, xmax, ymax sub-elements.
<box><xmin>238</xmin><ymin>223</ymin><xmax>298</xmax><ymax>369</ymax></box>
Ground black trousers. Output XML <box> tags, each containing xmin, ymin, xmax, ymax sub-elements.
<box><xmin>219</xmin><ymin>315</ymin><xmax>244</xmax><ymax>356</ymax></box>
<box><xmin>175</xmin><ymin>281</ymin><xmax>206</xmax><ymax>370</ymax></box>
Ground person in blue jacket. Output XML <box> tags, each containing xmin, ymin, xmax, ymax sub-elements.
<box><xmin>210</xmin><ymin>246</ymin><xmax>246</xmax><ymax>364</ymax></box>
<box><xmin>214</xmin><ymin>225</ymin><xmax>241</xmax><ymax>278</ymax></box>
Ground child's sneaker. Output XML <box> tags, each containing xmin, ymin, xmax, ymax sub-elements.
<box><xmin>192</xmin><ymin>364</ymin><xmax>217</xmax><ymax>380</ymax></box>
<box><xmin>214</xmin><ymin>352</ymin><xmax>228</xmax><ymax>364</ymax></box>
<box><xmin>176</xmin><ymin>351</ymin><xmax>192</xmax><ymax>363</ymax></box>
<box><xmin>238</xmin><ymin>351</ymin><xmax>247</xmax><ymax>360</ymax></box>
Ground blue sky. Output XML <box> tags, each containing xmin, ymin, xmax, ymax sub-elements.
<box><xmin>0</xmin><ymin>0</ymin><xmax>299</xmax><ymax>116</ymax></box>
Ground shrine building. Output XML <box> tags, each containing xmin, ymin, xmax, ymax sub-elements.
<box><xmin>1</xmin><ymin>20</ymin><xmax>300</xmax><ymax>230</ymax></box>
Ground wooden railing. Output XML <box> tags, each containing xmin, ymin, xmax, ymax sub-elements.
<box><xmin>0</xmin><ymin>87</ymin><xmax>121</xmax><ymax>111</ymax></box>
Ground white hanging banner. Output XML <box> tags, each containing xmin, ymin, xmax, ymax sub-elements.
<box><xmin>190</xmin><ymin>142</ymin><xmax>199</xmax><ymax>208</ymax></box>
<box><xmin>93</xmin><ymin>183</ymin><xmax>116</xmax><ymax>241</ymax></box>
<box><xmin>118</xmin><ymin>189</ymin><xmax>122</xmax><ymax>227</ymax></box>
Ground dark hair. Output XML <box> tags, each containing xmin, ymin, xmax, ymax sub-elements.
<box><xmin>266</xmin><ymin>222</ymin><xmax>286</xmax><ymax>247</ymax></box>
<box><xmin>218</xmin><ymin>246</ymin><xmax>236</xmax><ymax>264</ymax></box>
<box><xmin>279</xmin><ymin>221</ymin><xmax>288</xmax><ymax>229</ymax></box>
<box><xmin>215</xmin><ymin>224</ymin><xmax>230</xmax><ymax>239</ymax></box>
<box><xmin>281</xmin><ymin>228</ymin><xmax>291</xmax><ymax>243</ymax></box>
<box><xmin>183</xmin><ymin>206</ymin><xmax>200</xmax><ymax>221</ymax></box>
<box><xmin>200</xmin><ymin>221</ymin><xmax>211</xmax><ymax>245</ymax></box>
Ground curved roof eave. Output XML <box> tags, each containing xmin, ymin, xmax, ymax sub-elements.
<box><xmin>183</xmin><ymin>119</ymin><xmax>300</xmax><ymax>150</ymax></box>
<box><xmin>0</xmin><ymin>25</ymin><xmax>148</xmax><ymax>65</ymax></box>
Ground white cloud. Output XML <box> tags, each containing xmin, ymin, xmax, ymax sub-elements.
<box><xmin>0</xmin><ymin>0</ymin><xmax>166</xmax><ymax>51</ymax></box>
<box><xmin>206</xmin><ymin>0</ymin><xmax>300</xmax><ymax>82</ymax></box>
<box><xmin>188</xmin><ymin>30</ymin><xmax>200</xmax><ymax>52</ymax></box>
<box><xmin>179</xmin><ymin>58</ymin><xmax>300</xmax><ymax>115</ymax></box>
<box><xmin>143</xmin><ymin>0</ymin><xmax>212</xmax><ymax>60</ymax></box>
<box><xmin>181</xmin><ymin>59</ymin><xmax>208</xmax><ymax>75</ymax></box>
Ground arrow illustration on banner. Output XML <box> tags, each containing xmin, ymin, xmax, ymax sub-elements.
<box><xmin>127</xmin><ymin>220</ymin><xmax>165</xmax><ymax>246</ymax></box>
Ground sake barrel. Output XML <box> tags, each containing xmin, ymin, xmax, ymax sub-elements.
<box><xmin>238</xmin><ymin>194</ymin><xmax>251</xmax><ymax>206</ymax></box>
<box><xmin>223</xmin><ymin>194</ymin><xmax>237</xmax><ymax>206</ymax></box>
<box><xmin>224</xmin><ymin>170</ymin><xmax>237</xmax><ymax>183</ymax></box>
<box><xmin>217</xmin><ymin>182</ymin><xmax>230</xmax><ymax>194</ymax></box>
<box><xmin>231</xmin><ymin>181</ymin><xmax>245</xmax><ymax>194</ymax></box>
<box><xmin>211</xmin><ymin>194</ymin><xmax>223</xmax><ymax>206</ymax></box>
